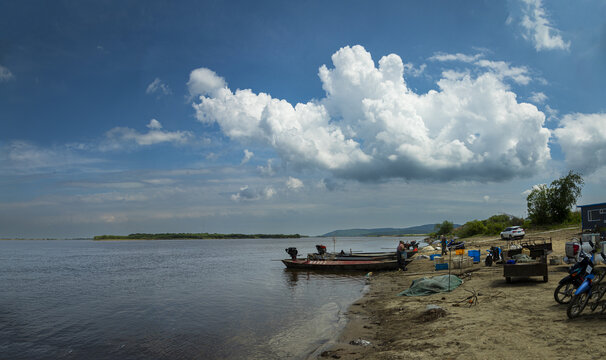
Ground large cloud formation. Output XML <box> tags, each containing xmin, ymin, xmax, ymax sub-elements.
<box><xmin>554</xmin><ymin>113</ymin><xmax>606</xmax><ymax>174</ymax></box>
<box><xmin>190</xmin><ymin>45</ymin><xmax>551</xmax><ymax>182</ymax></box>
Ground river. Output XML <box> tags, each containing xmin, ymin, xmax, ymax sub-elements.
<box><xmin>0</xmin><ymin>236</ymin><xmax>424</xmax><ymax>359</ymax></box>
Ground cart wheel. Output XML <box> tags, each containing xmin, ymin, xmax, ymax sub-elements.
<box><xmin>543</xmin><ymin>275</ymin><xmax>548</xmax><ymax>282</ymax></box>
<box><xmin>506</xmin><ymin>277</ymin><xmax>511</xmax><ymax>283</ymax></box>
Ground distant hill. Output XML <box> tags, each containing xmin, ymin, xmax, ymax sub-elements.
<box><xmin>320</xmin><ymin>224</ymin><xmax>458</xmax><ymax>237</ymax></box>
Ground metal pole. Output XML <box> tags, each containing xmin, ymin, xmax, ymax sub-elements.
<box><xmin>448</xmin><ymin>243</ymin><xmax>451</xmax><ymax>291</ymax></box>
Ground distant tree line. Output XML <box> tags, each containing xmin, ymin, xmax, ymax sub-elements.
<box><xmin>94</xmin><ymin>233</ymin><xmax>302</xmax><ymax>240</ymax></box>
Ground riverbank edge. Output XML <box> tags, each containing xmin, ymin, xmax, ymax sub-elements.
<box><xmin>314</xmin><ymin>227</ymin><xmax>583</xmax><ymax>359</ymax></box>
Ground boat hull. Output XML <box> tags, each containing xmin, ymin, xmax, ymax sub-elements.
<box><xmin>281</xmin><ymin>259</ymin><xmax>404</xmax><ymax>271</ymax></box>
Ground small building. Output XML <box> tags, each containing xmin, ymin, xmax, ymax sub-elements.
<box><xmin>577</xmin><ymin>202</ymin><xmax>606</xmax><ymax>233</ymax></box>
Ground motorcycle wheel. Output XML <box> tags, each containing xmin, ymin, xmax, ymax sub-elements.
<box><xmin>567</xmin><ymin>292</ymin><xmax>590</xmax><ymax>319</ymax></box>
<box><xmin>590</xmin><ymin>286</ymin><xmax>606</xmax><ymax>312</ymax></box>
<box><xmin>554</xmin><ymin>282</ymin><xmax>574</xmax><ymax>304</ymax></box>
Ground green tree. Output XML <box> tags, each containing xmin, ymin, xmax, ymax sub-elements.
<box><xmin>526</xmin><ymin>184</ymin><xmax>553</xmax><ymax>225</ymax></box>
<box><xmin>550</xmin><ymin>170</ymin><xmax>584</xmax><ymax>223</ymax></box>
<box><xmin>526</xmin><ymin>171</ymin><xmax>584</xmax><ymax>225</ymax></box>
<box><xmin>435</xmin><ymin>220</ymin><xmax>454</xmax><ymax>236</ymax></box>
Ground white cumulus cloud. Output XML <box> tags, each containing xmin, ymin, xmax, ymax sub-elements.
<box><xmin>192</xmin><ymin>45</ymin><xmax>551</xmax><ymax>182</ymax></box>
<box><xmin>519</xmin><ymin>0</ymin><xmax>570</xmax><ymax>51</ymax></box>
<box><xmin>554</xmin><ymin>113</ymin><xmax>606</xmax><ymax>174</ymax></box>
<box><xmin>188</xmin><ymin>68</ymin><xmax>226</xmax><ymax>97</ymax></box>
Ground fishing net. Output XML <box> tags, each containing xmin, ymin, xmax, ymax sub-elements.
<box><xmin>397</xmin><ymin>274</ymin><xmax>462</xmax><ymax>296</ymax></box>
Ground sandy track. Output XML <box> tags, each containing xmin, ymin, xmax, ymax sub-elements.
<box><xmin>317</xmin><ymin>227</ymin><xmax>606</xmax><ymax>360</ymax></box>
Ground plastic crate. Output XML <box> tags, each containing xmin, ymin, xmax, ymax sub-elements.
<box><xmin>451</xmin><ymin>256</ymin><xmax>472</xmax><ymax>269</ymax></box>
<box><xmin>430</xmin><ymin>254</ymin><xmax>441</xmax><ymax>261</ymax></box>
<box><xmin>435</xmin><ymin>263</ymin><xmax>449</xmax><ymax>270</ymax></box>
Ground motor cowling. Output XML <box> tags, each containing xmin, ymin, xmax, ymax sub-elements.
<box><xmin>315</xmin><ymin>244</ymin><xmax>327</xmax><ymax>255</ymax></box>
<box><xmin>285</xmin><ymin>247</ymin><xmax>298</xmax><ymax>260</ymax></box>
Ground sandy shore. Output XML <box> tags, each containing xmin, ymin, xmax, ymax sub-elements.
<box><xmin>316</xmin><ymin>227</ymin><xmax>606</xmax><ymax>360</ymax></box>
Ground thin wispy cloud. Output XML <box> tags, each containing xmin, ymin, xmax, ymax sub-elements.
<box><xmin>241</xmin><ymin>149</ymin><xmax>254</xmax><ymax>165</ymax></box>
<box><xmin>102</xmin><ymin>119</ymin><xmax>192</xmax><ymax>150</ymax></box>
<box><xmin>430</xmin><ymin>51</ymin><xmax>531</xmax><ymax>85</ymax></box>
<box><xmin>519</xmin><ymin>0</ymin><xmax>570</xmax><ymax>51</ymax></box>
<box><xmin>0</xmin><ymin>140</ymin><xmax>101</xmax><ymax>174</ymax></box>
<box><xmin>0</xmin><ymin>65</ymin><xmax>14</xmax><ymax>82</ymax></box>
<box><xmin>146</xmin><ymin>78</ymin><xmax>172</xmax><ymax>96</ymax></box>
<box><xmin>529</xmin><ymin>91</ymin><xmax>548</xmax><ymax>104</ymax></box>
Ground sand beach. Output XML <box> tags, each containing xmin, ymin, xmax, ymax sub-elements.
<box><xmin>316</xmin><ymin>227</ymin><xmax>606</xmax><ymax>360</ymax></box>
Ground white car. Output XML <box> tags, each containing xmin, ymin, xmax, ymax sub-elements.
<box><xmin>500</xmin><ymin>226</ymin><xmax>525</xmax><ymax>240</ymax></box>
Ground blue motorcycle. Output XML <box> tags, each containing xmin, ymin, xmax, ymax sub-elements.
<box><xmin>566</xmin><ymin>251</ymin><xmax>606</xmax><ymax>318</ymax></box>
<box><xmin>554</xmin><ymin>254</ymin><xmax>592</xmax><ymax>304</ymax></box>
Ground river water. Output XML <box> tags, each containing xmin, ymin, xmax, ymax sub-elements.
<box><xmin>0</xmin><ymin>236</ymin><xmax>424</xmax><ymax>359</ymax></box>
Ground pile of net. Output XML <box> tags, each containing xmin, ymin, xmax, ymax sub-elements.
<box><xmin>397</xmin><ymin>274</ymin><xmax>462</xmax><ymax>296</ymax></box>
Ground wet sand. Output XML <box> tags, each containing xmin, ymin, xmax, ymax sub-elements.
<box><xmin>316</xmin><ymin>227</ymin><xmax>606</xmax><ymax>360</ymax></box>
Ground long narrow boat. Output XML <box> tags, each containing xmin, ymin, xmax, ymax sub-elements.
<box><xmin>335</xmin><ymin>249</ymin><xmax>418</xmax><ymax>261</ymax></box>
<box><xmin>281</xmin><ymin>258</ymin><xmax>411</xmax><ymax>271</ymax></box>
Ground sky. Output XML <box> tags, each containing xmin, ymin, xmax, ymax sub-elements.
<box><xmin>1</xmin><ymin>0</ymin><xmax>605</xmax><ymax>238</ymax></box>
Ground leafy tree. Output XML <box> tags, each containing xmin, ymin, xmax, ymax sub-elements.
<box><xmin>457</xmin><ymin>220</ymin><xmax>487</xmax><ymax>238</ymax></box>
<box><xmin>550</xmin><ymin>171</ymin><xmax>584</xmax><ymax>223</ymax></box>
<box><xmin>526</xmin><ymin>171</ymin><xmax>584</xmax><ymax>225</ymax></box>
<box><xmin>526</xmin><ymin>184</ymin><xmax>553</xmax><ymax>225</ymax></box>
<box><xmin>435</xmin><ymin>220</ymin><xmax>454</xmax><ymax>236</ymax></box>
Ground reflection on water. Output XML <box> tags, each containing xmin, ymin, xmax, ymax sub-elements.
<box><xmin>283</xmin><ymin>268</ymin><xmax>369</xmax><ymax>287</ymax></box>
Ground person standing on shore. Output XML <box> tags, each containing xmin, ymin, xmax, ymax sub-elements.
<box><xmin>396</xmin><ymin>240</ymin><xmax>407</xmax><ymax>271</ymax></box>
<box><xmin>441</xmin><ymin>235</ymin><xmax>447</xmax><ymax>256</ymax></box>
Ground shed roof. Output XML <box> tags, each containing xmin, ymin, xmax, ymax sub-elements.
<box><xmin>577</xmin><ymin>202</ymin><xmax>606</xmax><ymax>208</ymax></box>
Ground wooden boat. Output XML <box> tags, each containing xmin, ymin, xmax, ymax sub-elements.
<box><xmin>335</xmin><ymin>249</ymin><xmax>418</xmax><ymax>261</ymax></box>
<box><xmin>281</xmin><ymin>258</ymin><xmax>412</xmax><ymax>271</ymax></box>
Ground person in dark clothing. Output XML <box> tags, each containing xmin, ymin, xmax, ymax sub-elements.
<box><xmin>396</xmin><ymin>240</ymin><xmax>407</xmax><ymax>271</ymax></box>
<box><xmin>441</xmin><ymin>235</ymin><xmax>447</xmax><ymax>256</ymax></box>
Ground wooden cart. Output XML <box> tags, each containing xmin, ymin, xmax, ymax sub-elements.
<box><xmin>503</xmin><ymin>260</ymin><xmax>548</xmax><ymax>283</ymax></box>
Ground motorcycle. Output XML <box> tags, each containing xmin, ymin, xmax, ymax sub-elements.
<box><xmin>484</xmin><ymin>246</ymin><xmax>502</xmax><ymax>267</ymax></box>
<box><xmin>447</xmin><ymin>239</ymin><xmax>465</xmax><ymax>251</ymax></box>
<box><xmin>566</xmin><ymin>250</ymin><xmax>606</xmax><ymax>318</ymax></box>
<box><xmin>554</xmin><ymin>254</ymin><xmax>592</xmax><ymax>304</ymax></box>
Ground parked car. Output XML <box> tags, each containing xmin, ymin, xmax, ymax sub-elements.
<box><xmin>500</xmin><ymin>226</ymin><xmax>525</xmax><ymax>240</ymax></box>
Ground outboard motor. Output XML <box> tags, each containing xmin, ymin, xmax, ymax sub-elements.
<box><xmin>285</xmin><ymin>247</ymin><xmax>298</xmax><ymax>260</ymax></box>
<box><xmin>315</xmin><ymin>244</ymin><xmax>327</xmax><ymax>255</ymax></box>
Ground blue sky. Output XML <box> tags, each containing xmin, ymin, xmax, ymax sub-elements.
<box><xmin>1</xmin><ymin>0</ymin><xmax>605</xmax><ymax>237</ymax></box>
